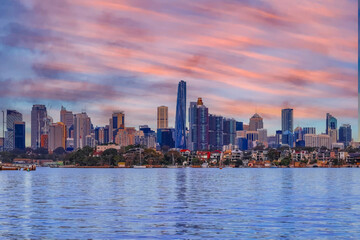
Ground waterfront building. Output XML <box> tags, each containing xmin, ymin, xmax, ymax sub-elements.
<box><xmin>157</xmin><ymin>106</ymin><xmax>168</xmax><ymax>129</ymax></box>
<box><xmin>339</xmin><ymin>124</ymin><xmax>352</xmax><ymax>147</ymax></box>
<box><xmin>60</xmin><ymin>106</ymin><xmax>73</xmax><ymax>137</ymax></box>
<box><xmin>281</xmin><ymin>108</ymin><xmax>293</xmax><ymax>133</ymax></box>
<box><xmin>73</xmin><ymin>112</ymin><xmax>92</xmax><ymax>149</ymax></box>
<box><xmin>209</xmin><ymin>114</ymin><xmax>223</xmax><ymax>151</ymax></box>
<box><xmin>175</xmin><ymin>80</ymin><xmax>186</xmax><ymax>149</ymax></box>
<box><xmin>14</xmin><ymin>121</ymin><xmax>25</xmax><ymax>150</ymax></box>
<box><xmin>31</xmin><ymin>104</ymin><xmax>47</xmax><ymax>149</ymax></box>
<box><xmin>249</xmin><ymin>113</ymin><xmax>263</xmax><ymax>131</ymax></box>
<box><xmin>48</xmin><ymin>122</ymin><xmax>66</xmax><ymax>152</ymax></box>
<box><xmin>326</xmin><ymin>113</ymin><xmax>337</xmax><ymax>135</ymax></box>
<box><xmin>5</xmin><ymin>110</ymin><xmax>22</xmax><ymax>151</ymax></box>
<box><xmin>189</xmin><ymin>98</ymin><xmax>209</xmax><ymax>151</ymax></box>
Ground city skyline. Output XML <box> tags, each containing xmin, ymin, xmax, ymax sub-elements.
<box><xmin>0</xmin><ymin>0</ymin><xmax>358</xmax><ymax>144</ymax></box>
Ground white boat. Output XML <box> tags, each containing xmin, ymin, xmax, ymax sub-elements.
<box><xmin>133</xmin><ymin>165</ymin><xmax>146</xmax><ymax>169</ymax></box>
<box><xmin>201</xmin><ymin>162</ymin><xmax>209</xmax><ymax>168</ymax></box>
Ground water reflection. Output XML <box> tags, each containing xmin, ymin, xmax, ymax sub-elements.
<box><xmin>1</xmin><ymin>168</ymin><xmax>360</xmax><ymax>239</ymax></box>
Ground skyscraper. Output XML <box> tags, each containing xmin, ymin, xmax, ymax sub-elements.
<box><xmin>339</xmin><ymin>124</ymin><xmax>352</xmax><ymax>147</ymax></box>
<box><xmin>281</xmin><ymin>108</ymin><xmax>293</xmax><ymax>133</ymax></box>
<box><xmin>60</xmin><ymin>106</ymin><xmax>73</xmax><ymax>136</ymax></box>
<box><xmin>111</xmin><ymin>111</ymin><xmax>125</xmax><ymax>142</ymax></box>
<box><xmin>73</xmin><ymin>112</ymin><xmax>92</xmax><ymax>149</ymax></box>
<box><xmin>326</xmin><ymin>113</ymin><xmax>337</xmax><ymax>134</ymax></box>
<box><xmin>157</xmin><ymin>106</ymin><xmax>168</xmax><ymax>129</ymax></box>
<box><xmin>5</xmin><ymin>110</ymin><xmax>22</xmax><ymax>150</ymax></box>
<box><xmin>209</xmin><ymin>114</ymin><xmax>223</xmax><ymax>150</ymax></box>
<box><xmin>223</xmin><ymin>118</ymin><xmax>236</xmax><ymax>146</ymax></box>
<box><xmin>249</xmin><ymin>113</ymin><xmax>263</xmax><ymax>131</ymax></box>
<box><xmin>14</xmin><ymin>121</ymin><xmax>25</xmax><ymax>150</ymax></box>
<box><xmin>175</xmin><ymin>80</ymin><xmax>186</xmax><ymax>149</ymax></box>
<box><xmin>189</xmin><ymin>98</ymin><xmax>209</xmax><ymax>151</ymax></box>
<box><xmin>31</xmin><ymin>104</ymin><xmax>47</xmax><ymax>149</ymax></box>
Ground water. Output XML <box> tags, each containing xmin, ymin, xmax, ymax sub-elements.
<box><xmin>0</xmin><ymin>168</ymin><xmax>360</xmax><ymax>239</ymax></box>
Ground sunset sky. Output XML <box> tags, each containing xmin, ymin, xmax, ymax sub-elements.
<box><xmin>0</xmin><ymin>0</ymin><xmax>358</xmax><ymax>145</ymax></box>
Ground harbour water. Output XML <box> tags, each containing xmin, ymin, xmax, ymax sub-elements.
<box><xmin>0</xmin><ymin>168</ymin><xmax>360</xmax><ymax>239</ymax></box>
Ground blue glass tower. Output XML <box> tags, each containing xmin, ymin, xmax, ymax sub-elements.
<box><xmin>175</xmin><ymin>80</ymin><xmax>186</xmax><ymax>149</ymax></box>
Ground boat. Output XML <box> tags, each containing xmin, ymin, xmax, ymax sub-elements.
<box><xmin>201</xmin><ymin>162</ymin><xmax>209</xmax><ymax>168</ymax></box>
<box><xmin>133</xmin><ymin>165</ymin><xmax>146</xmax><ymax>169</ymax></box>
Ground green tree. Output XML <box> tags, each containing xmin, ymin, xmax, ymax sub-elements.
<box><xmin>280</xmin><ymin>157</ymin><xmax>291</xmax><ymax>166</ymax></box>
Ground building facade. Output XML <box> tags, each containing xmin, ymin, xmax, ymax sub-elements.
<box><xmin>175</xmin><ymin>80</ymin><xmax>186</xmax><ymax>149</ymax></box>
<box><xmin>31</xmin><ymin>104</ymin><xmax>47</xmax><ymax>149</ymax></box>
<box><xmin>157</xmin><ymin>106</ymin><xmax>168</xmax><ymax>129</ymax></box>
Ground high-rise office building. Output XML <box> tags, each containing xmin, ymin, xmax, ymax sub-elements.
<box><xmin>209</xmin><ymin>114</ymin><xmax>223</xmax><ymax>150</ymax></box>
<box><xmin>326</xmin><ymin>113</ymin><xmax>337</xmax><ymax>135</ymax></box>
<box><xmin>294</xmin><ymin>127</ymin><xmax>303</xmax><ymax>142</ymax></box>
<box><xmin>275</xmin><ymin>130</ymin><xmax>282</xmax><ymax>147</ymax></box>
<box><xmin>73</xmin><ymin>112</ymin><xmax>92</xmax><ymax>149</ymax></box>
<box><xmin>258</xmin><ymin>128</ymin><xmax>268</xmax><ymax>146</ymax></box>
<box><xmin>31</xmin><ymin>104</ymin><xmax>47</xmax><ymax>149</ymax></box>
<box><xmin>189</xmin><ymin>98</ymin><xmax>209</xmax><ymax>151</ymax></box>
<box><xmin>339</xmin><ymin>124</ymin><xmax>352</xmax><ymax>147</ymax></box>
<box><xmin>5</xmin><ymin>110</ymin><xmax>22</xmax><ymax>150</ymax></box>
<box><xmin>282</xmin><ymin>130</ymin><xmax>294</xmax><ymax>147</ymax></box>
<box><xmin>157</xmin><ymin>106</ymin><xmax>168</xmax><ymax>129</ymax></box>
<box><xmin>249</xmin><ymin>113</ymin><xmax>263</xmax><ymax>131</ymax></box>
<box><xmin>175</xmin><ymin>80</ymin><xmax>186</xmax><ymax>149</ymax></box>
<box><xmin>60</xmin><ymin>106</ymin><xmax>73</xmax><ymax>136</ymax></box>
<box><xmin>236</xmin><ymin>121</ymin><xmax>243</xmax><ymax>131</ymax></box>
<box><xmin>48</xmin><ymin>122</ymin><xmax>66</xmax><ymax>152</ymax></box>
<box><xmin>281</xmin><ymin>108</ymin><xmax>293</xmax><ymax>133</ymax></box>
<box><xmin>157</xmin><ymin>128</ymin><xmax>175</xmax><ymax>148</ymax></box>
<box><xmin>111</xmin><ymin>111</ymin><xmax>125</xmax><ymax>142</ymax></box>
<box><xmin>14</xmin><ymin>121</ymin><xmax>25</xmax><ymax>150</ymax></box>
<box><xmin>223</xmin><ymin>118</ymin><xmax>236</xmax><ymax>146</ymax></box>
<box><xmin>303</xmin><ymin>127</ymin><xmax>316</xmax><ymax>135</ymax></box>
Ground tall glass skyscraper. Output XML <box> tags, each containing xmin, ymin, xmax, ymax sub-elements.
<box><xmin>5</xmin><ymin>110</ymin><xmax>22</xmax><ymax>150</ymax></box>
<box><xmin>175</xmin><ymin>80</ymin><xmax>186</xmax><ymax>149</ymax></box>
<box><xmin>281</xmin><ymin>108</ymin><xmax>293</xmax><ymax>133</ymax></box>
<box><xmin>326</xmin><ymin>113</ymin><xmax>337</xmax><ymax>134</ymax></box>
<box><xmin>339</xmin><ymin>124</ymin><xmax>352</xmax><ymax>147</ymax></box>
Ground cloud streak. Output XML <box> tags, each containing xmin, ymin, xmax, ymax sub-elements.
<box><xmin>0</xmin><ymin>0</ymin><xmax>357</xmax><ymax>140</ymax></box>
